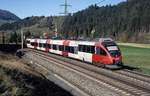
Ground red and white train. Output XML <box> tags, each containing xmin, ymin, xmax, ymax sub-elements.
<box><xmin>26</xmin><ymin>38</ymin><xmax>123</xmax><ymax>68</ymax></box>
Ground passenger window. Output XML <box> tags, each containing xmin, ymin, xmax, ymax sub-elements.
<box><xmin>59</xmin><ymin>45</ymin><xmax>64</xmax><ymax>51</ymax></box>
<box><xmin>26</xmin><ymin>40</ymin><xmax>30</xmax><ymax>44</ymax></box>
<box><xmin>48</xmin><ymin>44</ymin><xmax>51</xmax><ymax>49</ymax></box>
<box><xmin>86</xmin><ymin>46</ymin><xmax>90</xmax><ymax>53</ymax></box>
<box><xmin>65</xmin><ymin>46</ymin><xmax>69</xmax><ymax>52</ymax></box>
<box><xmin>82</xmin><ymin>45</ymin><xmax>86</xmax><ymax>52</ymax></box>
<box><xmin>79</xmin><ymin>45</ymin><xmax>95</xmax><ymax>53</ymax></box>
<box><xmin>74</xmin><ymin>47</ymin><xmax>78</xmax><ymax>54</ymax></box>
<box><xmin>91</xmin><ymin>46</ymin><xmax>95</xmax><ymax>53</ymax></box>
<box><xmin>96</xmin><ymin>48</ymin><xmax>107</xmax><ymax>56</ymax></box>
<box><xmin>70</xmin><ymin>47</ymin><xmax>74</xmax><ymax>53</ymax></box>
<box><xmin>31</xmin><ymin>42</ymin><xmax>34</xmax><ymax>46</ymax></box>
<box><xmin>42</xmin><ymin>43</ymin><xmax>44</xmax><ymax>48</ymax></box>
<box><xmin>79</xmin><ymin>45</ymin><xmax>83</xmax><ymax>52</ymax></box>
<box><xmin>44</xmin><ymin>44</ymin><xmax>46</xmax><ymax>48</ymax></box>
<box><xmin>53</xmin><ymin>45</ymin><xmax>57</xmax><ymax>50</ymax></box>
<box><xmin>39</xmin><ymin>43</ymin><xmax>42</xmax><ymax>47</ymax></box>
<box><xmin>56</xmin><ymin>45</ymin><xmax>59</xmax><ymax>50</ymax></box>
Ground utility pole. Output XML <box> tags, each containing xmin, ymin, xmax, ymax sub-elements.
<box><xmin>60</xmin><ymin>0</ymin><xmax>71</xmax><ymax>16</ymax></box>
<box><xmin>21</xmin><ymin>29</ymin><xmax>24</xmax><ymax>49</ymax></box>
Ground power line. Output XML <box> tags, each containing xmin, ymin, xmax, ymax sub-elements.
<box><xmin>60</xmin><ymin>0</ymin><xmax>72</xmax><ymax>16</ymax></box>
<box><xmin>96</xmin><ymin>0</ymin><xmax>107</xmax><ymax>5</ymax></box>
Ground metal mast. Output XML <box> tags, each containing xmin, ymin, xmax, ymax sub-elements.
<box><xmin>20</xmin><ymin>23</ymin><xmax>24</xmax><ymax>49</ymax></box>
<box><xmin>60</xmin><ymin>0</ymin><xmax>71</xmax><ymax>16</ymax></box>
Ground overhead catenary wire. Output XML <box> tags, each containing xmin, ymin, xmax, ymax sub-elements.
<box><xmin>96</xmin><ymin>0</ymin><xmax>107</xmax><ymax>5</ymax></box>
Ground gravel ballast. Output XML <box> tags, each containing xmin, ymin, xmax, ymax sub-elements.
<box><xmin>24</xmin><ymin>52</ymin><xmax>129</xmax><ymax>96</ymax></box>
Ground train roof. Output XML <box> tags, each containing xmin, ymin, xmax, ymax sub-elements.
<box><xmin>26</xmin><ymin>38</ymin><xmax>114</xmax><ymax>43</ymax></box>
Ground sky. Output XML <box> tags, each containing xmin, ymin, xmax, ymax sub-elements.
<box><xmin>0</xmin><ymin>0</ymin><xmax>126</xmax><ymax>19</ymax></box>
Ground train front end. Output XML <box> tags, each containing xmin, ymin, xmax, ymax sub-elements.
<box><xmin>102</xmin><ymin>40</ymin><xmax>123</xmax><ymax>69</ymax></box>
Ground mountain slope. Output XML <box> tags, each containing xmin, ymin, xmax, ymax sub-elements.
<box><xmin>0</xmin><ymin>9</ymin><xmax>20</xmax><ymax>25</ymax></box>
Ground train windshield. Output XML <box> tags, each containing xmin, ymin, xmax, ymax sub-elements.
<box><xmin>102</xmin><ymin>42</ymin><xmax>121</xmax><ymax>57</ymax></box>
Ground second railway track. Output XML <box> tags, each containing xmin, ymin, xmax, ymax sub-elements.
<box><xmin>115</xmin><ymin>69</ymin><xmax>150</xmax><ymax>84</ymax></box>
<box><xmin>24</xmin><ymin>49</ymin><xmax>150</xmax><ymax>96</ymax></box>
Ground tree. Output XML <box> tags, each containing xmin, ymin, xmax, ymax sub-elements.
<box><xmin>9</xmin><ymin>31</ymin><xmax>19</xmax><ymax>44</ymax></box>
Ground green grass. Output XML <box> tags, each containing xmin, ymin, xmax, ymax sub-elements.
<box><xmin>120</xmin><ymin>45</ymin><xmax>150</xmax><ymax>75</ymax></box>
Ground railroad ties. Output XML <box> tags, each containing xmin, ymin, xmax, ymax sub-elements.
<box><xmin>23</xmin><ymin>49</ymin><xmax>150</xmax><ymax>96</ymax></box>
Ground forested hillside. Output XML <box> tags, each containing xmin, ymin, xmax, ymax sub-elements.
<box><xmin>1</xmin><ymin>0</ymin><xmax>150</xmax><ymax>43</ymax></box>
<box><xmin>0</xmin><ymin>16</ymin><xmax>64</xmax><ymax>43</ymax></box>
<box><xmin>61</xmin><ymin>0</ymin><xmax>150</xmax><ymax>43</ymax></box>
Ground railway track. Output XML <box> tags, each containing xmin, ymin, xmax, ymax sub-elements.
<box><xmin>25</xmin><ymin>52</ymin><xmax>127</xmax><ymax>96</ymax></box>
<box><xmin>115</xmin><ymin>69</ymin><xmax>150</xmax><ymax>84</ymax></box>
<box><xmin>24</xmin><ymin>49</ymin><xmax>150</xmax><ymax>96</ymax></box>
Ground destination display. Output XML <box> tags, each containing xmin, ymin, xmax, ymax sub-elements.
<box><xmin>107</xmin><ymin>46</ymin><xmax>118</xmax><ymax>51</ymax></box>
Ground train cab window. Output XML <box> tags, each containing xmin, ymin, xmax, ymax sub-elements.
<box><xmin>101</xmin><ymin>49</ymin><xmax>107</xmax><ymax>56</ymax></box>
<box><xmin>96</xmin><ymin>48</ymin><xmax>107</xmax><ymax>56</ymax></box>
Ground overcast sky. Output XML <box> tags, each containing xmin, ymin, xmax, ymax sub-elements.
<box><xmin>0</xmin><ymin>0</ymin><xmax>126</xmax><ymax>18</ymax></box>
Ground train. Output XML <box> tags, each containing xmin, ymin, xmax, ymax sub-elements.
<box><xmin>26</xmin><ymin>38</ymin><xmax>123</xmax><ymax>69</ymax></box>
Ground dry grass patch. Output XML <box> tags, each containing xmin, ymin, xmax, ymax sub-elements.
<box><xmin>0</xmin><ymin>52</ymin><xmax>72</xmax><ymax>96</ymax></box>
<box><xmin>0</xmin><ymin>52</ymin><xmax>40</xmax><ymax>77</ymax></box>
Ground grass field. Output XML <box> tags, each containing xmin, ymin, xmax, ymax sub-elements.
<box><xmin>119</xmin><ymin>45</ymin><xmax>150</xmax><ymax>75</ymax></box>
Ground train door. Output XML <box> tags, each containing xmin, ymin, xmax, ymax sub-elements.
<box><xmin>78</xmin><ymin>45</ymin><xmax>94</xmax><ymax>63</ymax></box>
<box><xmin>93</xmin><ymin>47</ymin><xmax>110</xmax><ymax>65</ymax></box>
